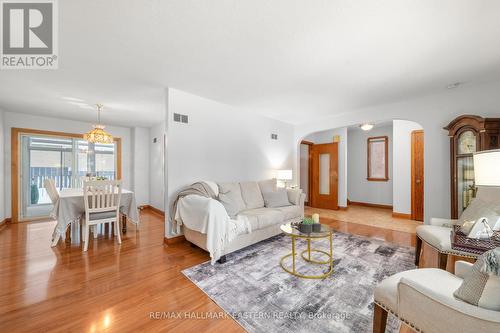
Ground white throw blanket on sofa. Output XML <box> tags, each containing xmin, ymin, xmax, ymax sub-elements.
<box><xmin>175</xmin><ymin>194</ymin><xmax>251</xmax><ymax>264</ymax></box>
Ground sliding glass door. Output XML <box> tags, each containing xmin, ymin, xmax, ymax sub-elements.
<box><xmin>19</xmin><ymin>134</ymin><xmax>118</xmax><ymax>220</ymax></box>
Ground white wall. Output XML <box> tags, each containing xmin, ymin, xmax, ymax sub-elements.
<box><xmin>303</xmin><ymin>127</ymin><xmax>348</xmax><ymax>207</ymax></box>
<box><xmin>393</xmin><ymin>120</ymin><xmax>423</xmax><ymax>215</ymax></box>
<box><xmin>3</xmin><ymin>111</ymin><xmax>133</xmax><ymax>218</ymax></box>
<box><xmin>149</xmin><ymin>122</ymin><xmax>165</xmax><ymax>211</ymax></box>
<box><xmin>347</xmin><ymin>124</ymin><xmax>393</xmax><ymax>206</ymax></box>
<box><xmin>0</xmin><ymin>110</ymin><xmax>4</xmax><ymax>222</ymax></box>
<box><xmin>131</xmin><ymin>127</ymin><xmax>150</xmax><ymax>206</ymax></box>
<box><xmin>295</xmin><ymin>80</ymin><xmax>500</xmax><ymax>223</ymax></box>
<box><xmin>299</xmin><ymin>144</ymin><xmax>309</xmax><ymax>200</ymax></box>
<box><xmin>166</xmin><ymin>88</ymin><xmax>295</xmax><ymax>236</ymax></box>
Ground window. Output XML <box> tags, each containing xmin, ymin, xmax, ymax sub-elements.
<box><xmin>17</xmin><ymin>132</ymin><xmax>120</xmax><ymax>220</ymax></box>
<box><xmin>367</xmin><ymin>136</ymin><xmax>388</xmax><ymax>181</ymax></box>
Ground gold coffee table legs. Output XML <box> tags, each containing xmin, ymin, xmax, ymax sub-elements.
<box><xmin>280</xmin><ymin>232</ymin><xmax>333</xmax><ymax>279</ymax></box>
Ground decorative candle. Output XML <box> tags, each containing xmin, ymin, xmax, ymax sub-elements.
<box><xmin>312</xmin><ymin>213</ymin><xmax>320</xmax><ymax>224</ymax></box>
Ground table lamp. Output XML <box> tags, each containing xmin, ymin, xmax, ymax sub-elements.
<box><xmin>276</xmin><ymin>169</ymin><xmax>293</xmax><ymax>188</ymax></box>
<box><xmin>473</xmin><ymin>149</ymin><xmax>500</xmax><ymax>232</ymax></box>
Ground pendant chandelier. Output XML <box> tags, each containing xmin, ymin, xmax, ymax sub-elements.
<box><xmin>83</xmin><ymin>104</ymin><xmax>113</xmax><ymax>144</ymax></box>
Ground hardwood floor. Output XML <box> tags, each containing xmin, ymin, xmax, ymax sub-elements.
<box><xmin>0</xmin><ymin>208</ymin><xmax>470</xmax><ymax>332</ymax></box>
<box><xmin>305</xmin><ymin>205</ymin><xmax>421</xmax><ymax>234</ymax></box>
<box><xmin>0</xmin><ymin>210</ymin><xmax>242</xmax><ymax>333</ymax></box>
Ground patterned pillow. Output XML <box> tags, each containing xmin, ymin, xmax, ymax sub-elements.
<box><xmin>454</xmin><ymin>248</ymin><xmax>500</xmax><ymax>311</ymax></box>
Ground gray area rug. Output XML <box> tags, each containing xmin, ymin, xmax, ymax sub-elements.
<box><xmin>183</xmin><ymin>232</ymin><xmax>415</xmax><ymax>333</ymax></box>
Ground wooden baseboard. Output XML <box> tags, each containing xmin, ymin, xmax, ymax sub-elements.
<box><xmin>392</xmin><ymin>212</ymin><xmax>411</xmax><ymax>219</ymax></box>
<box><xmin>338</xmin><ymin>206</ymin><xmax>348</xmax><ymax>211</ymax></box>
<box><xmin>0</xmin><ymin>217</ymin><xmax>10</xmax><ymax>226</ymax></box>
<box><xmin>348</xmin><ymin>200</ymin><xmax>392</xmax><ymax>210</ymax></box>
<box><xmin>140</xmin><ymin>205</ymin><xmax>165</xmax><ymax>217</ymax></box>
<box><xmin>164</xmin><ymin>235</ymin><xmax>186</xmax><ymax>246</ymax></box>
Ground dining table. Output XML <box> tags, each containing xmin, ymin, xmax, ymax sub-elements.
<box><xmin>50</xmin><ymin>188</ymin><xmax>140</xmax><ymax>246</ymax></box>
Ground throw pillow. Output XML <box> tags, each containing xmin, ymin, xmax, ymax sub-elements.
<box><xmin>454</xmin><ymin>248</ymin><xmax>500</xmax><ymax>311</ymax></box>
<box><xmin>240</xmin><ymin>181</ymin><xmax>265</xmax><ymax>209</ymax></box>
<box><xmin>217</xmin><ymin>182</ymin><xmax>246</xmax><ymax>218</ymax></box>
<box><xmin>258</xmin><ymin>178</ymin><xmax>277</xmax><ymax>194</ymax></box>
<box><xmin>262</xmin><ymin>190</ymin><xmax>291</xmax><ymax>208</ymax></box>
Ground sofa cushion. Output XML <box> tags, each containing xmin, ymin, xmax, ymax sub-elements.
<box><xmin>237</xmin><ymin>208</ymin><xmax>284</xmax><ymax>231</ymax></box>
<box><xmin>454</xmin><ymin>248</ymin><xmax>500</xmax><ymax>311</ymax></box>
<box><xmin>218</xmin><ymin>182</ymin><xmax>246</xmax><ymax>218</ymax></box>
<box><xmin>276</xmin><ymin>205</ymin><xmax>302</xmax><ymax>220</ymax></box>
<box><xmin>258</xmin><ymin>178</ymin><xmax>277</xmax><ymax>194</ymax></box>
<box><xmin>287</xmin><ymin>189</ymin><xmax>302</xmax><ymax>205</ymax></box>
<box><xmin>262</xmin><ymin>189</ymin><xmax>291</xmax><ymax>208</ymax></box>
<box><xmin>240</xmin><ymin>181</ymin><xmax>265</xmax><ymax>209</ymax></box>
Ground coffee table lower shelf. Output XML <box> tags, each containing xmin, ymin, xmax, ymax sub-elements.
<box><xmin>280</xmin><ymin>234</ymin><xmax>333</xmax><ymax>279</ymax></box>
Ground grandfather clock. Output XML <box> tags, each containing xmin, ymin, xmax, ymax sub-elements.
<box><xmin>444</xmin><ymin>115</ymin><xmax>500</xmax><ymax>219</ymax></box>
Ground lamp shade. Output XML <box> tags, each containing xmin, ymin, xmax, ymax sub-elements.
<box><xmin>473</xmin><ymin>149</ymin><xmax>500</xmax><ymax>186</ymax></box>
<box><xmin>276</xmin><ymin>169</ymin><xmax>293</xmax><ymax>180</ymax></box>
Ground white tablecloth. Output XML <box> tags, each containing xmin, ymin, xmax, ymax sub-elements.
<box><xmin>50</xmin><ymin>188</ymin><xmax>140</xmax><ymax>242</ymax></box>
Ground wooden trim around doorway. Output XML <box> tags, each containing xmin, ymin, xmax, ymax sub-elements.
<box><xmin>11</xmin><ymin>128</ymin><xmax>122</xmax><ymax>223</ymax></box>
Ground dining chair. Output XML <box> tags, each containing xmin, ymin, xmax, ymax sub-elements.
<box><xmin>44</xmin><ymin>178</ymin><xmax>59</xmax><ymax>204</ymax></box>
<box><xmin>45</xmin><ymin>179</ymin><xmax>62</xmax><ymax>247</ymax></box>
<box><xmin>82</xmin><ymin>180</ymin><xmax>122</xmax><ymax>252</ymax></box>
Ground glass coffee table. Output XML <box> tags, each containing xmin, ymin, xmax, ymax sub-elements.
<box><xmin>280</xmin><ymin>223</ymin><xmax>333</xmax><ymax>279</ymax></box>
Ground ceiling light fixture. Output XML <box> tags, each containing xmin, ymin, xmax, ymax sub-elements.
<box><xmin>83</xmin><ymin>104</ymin><xmax>113</xmax><ymax>144</ymax></box>
<box><xmin>360</xmin><ymin>123</ymin><xmax>374</xmax><ymax>131</ymax></box>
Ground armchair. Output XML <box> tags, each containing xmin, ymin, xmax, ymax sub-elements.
<box><xmin>373</xmin><ymin>261</ymin><xmax>500</xmax><ymax>333</ymax></box>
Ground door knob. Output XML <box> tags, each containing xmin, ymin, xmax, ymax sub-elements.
<box><xmin>416</xmin><ymin>179</ymin><xmax>421</xmax><ymax>184</ymax></box>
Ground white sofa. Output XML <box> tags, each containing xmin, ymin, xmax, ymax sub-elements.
<box><xmin>180</xmin><ymin>179</ymin><xmax>306</xmax><ymax>262</ymax></box>
<box><xmin>373</xmin><ymin>261</ymin><xmax>500</xmax><ymax>333</ymax></box>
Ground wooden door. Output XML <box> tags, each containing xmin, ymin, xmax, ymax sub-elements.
<box><xmin>411</xmin><ymin>130</ymin><xmax>424</xmax><ymax>221</ymax></box>
<box><xmin>310</xmin><ymin>143</ymin><xmax>338</xmax><ymax>210</ymax></box>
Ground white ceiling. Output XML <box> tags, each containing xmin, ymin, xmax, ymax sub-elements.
<box><xmin>1</xmin><ymin>0</ymin><xmax>500</xmax><ymax>126</ymax></box>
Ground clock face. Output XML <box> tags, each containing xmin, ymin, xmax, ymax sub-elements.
<box><xmin>458</xmin><ymin>131</ymin><xmax>476</xmax><ymax>154</ymax></box>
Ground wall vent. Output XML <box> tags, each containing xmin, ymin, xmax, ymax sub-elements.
<box><xmin>174</xmin><ymin>113</ymin><xmax>189</xmax><ymax>124</ymax></box>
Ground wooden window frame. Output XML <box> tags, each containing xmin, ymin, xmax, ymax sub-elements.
<box><xmin>367</xmin><ymin>136</ymin><xmax>389</xmax><ymax>182</ymax></box>
<box><xmin>11</xmin><ymin>128</ymin><xmax>122</xmax><ymax>223</ymax></box>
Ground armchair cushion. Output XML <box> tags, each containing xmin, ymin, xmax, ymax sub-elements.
<box><xmin>416</xmin><ymin>225</ymin><xmax>452</xmax><ymax>251</ymax></box>
<box><xmin>455</xmin><ymin>261</ymin><xmax>474</xmax><ymax>279</ymax></box>
<box><xmin>374</xmin><ymin>268</ymin><xmax>460</xmax><ymax>314</ymax></box>
<box><xmin>454</xmin><ymin>248</ymin><xmax>500</xmax><ymax>311</ymax></box>
<box><xmin>429</xmin><ymin>217</ymin><xmax>457</xmax><ymax>227</ymax></box>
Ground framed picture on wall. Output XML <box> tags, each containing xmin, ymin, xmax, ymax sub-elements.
<box><xmin>367</xmin><ymin>136</ymin><xmax>389</xmax><ymax>181</ymax></box>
